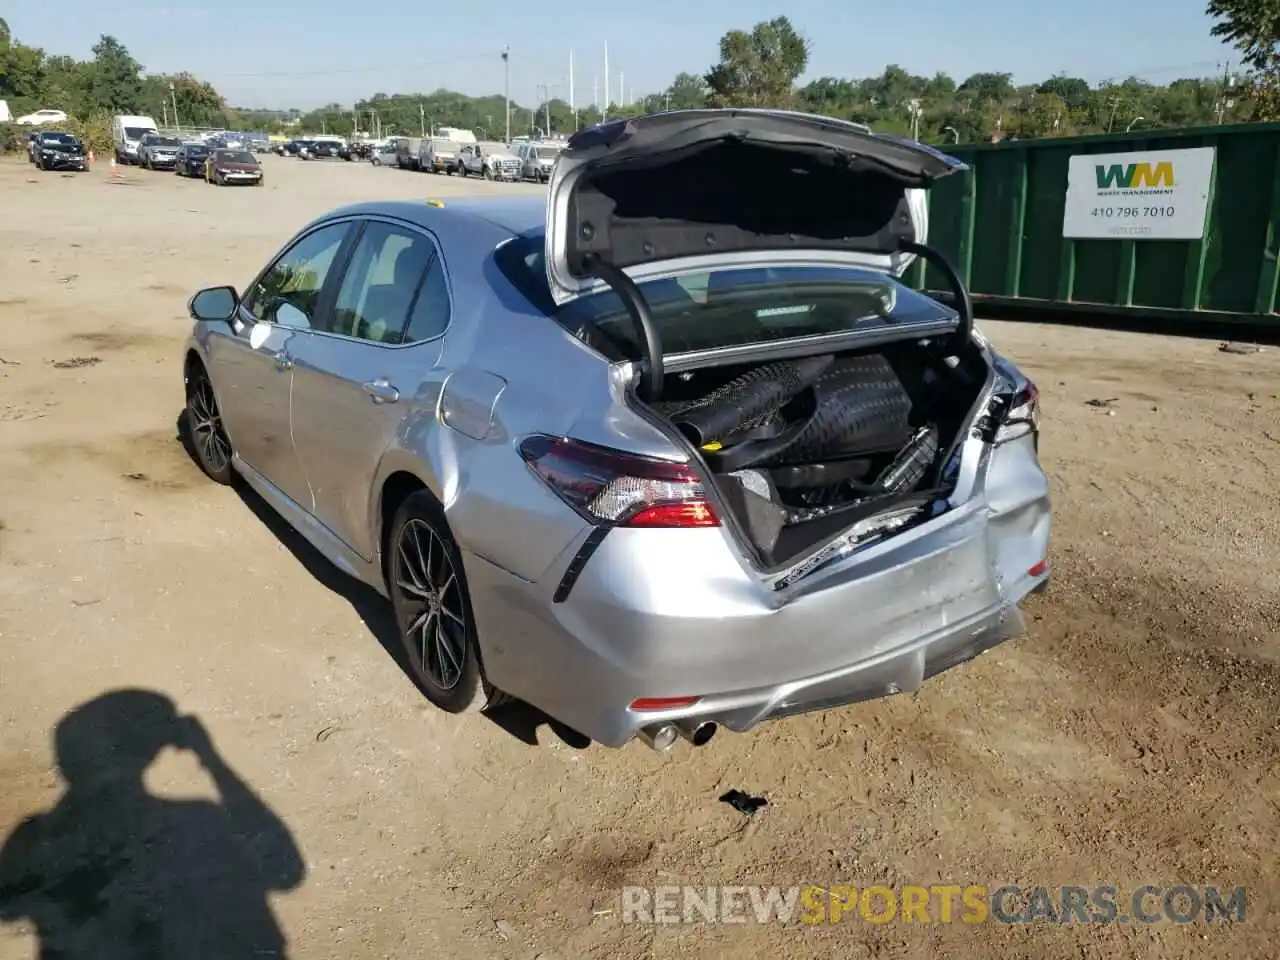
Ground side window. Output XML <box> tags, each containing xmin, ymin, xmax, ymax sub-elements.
<box><xmin>242</xmin><ymin>222</ymin><xmax>350</xmax><ymax>329</ymax></box>
<box><xmin>328</xmin><ymin>222</ymin><xmax>436</xmax><ymax>343</ymax></box>
<box><xmin>403</xmin><ymin>254</ymin><xmax>451</xmax><ymax>343</ymax></box>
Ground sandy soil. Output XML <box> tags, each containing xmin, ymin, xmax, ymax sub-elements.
<box><xmin>0</xmin><ymin>153</ymin><xmax>1277</xmax><ymax>959</ymax></box>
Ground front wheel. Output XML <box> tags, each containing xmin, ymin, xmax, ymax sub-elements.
<box><xmin>483</xmin><ymin>166</ymin><xmax>493</xmax><ymax>180</ymax></box>
<box><xmin>182</xmin><ymin>364</ymin><xmax>233</xmax><ymax>484</ymax></box>
<box><xmin>387</xmin><ymin>492</ymin><xmax>507</xmax><ymax>714</ymax></box>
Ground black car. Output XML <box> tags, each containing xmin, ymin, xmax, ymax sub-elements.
<box><xmin>174</xmin><ymin>143</ymin><xmax>212</xmax><ymax>177</ymax></box>
<box><xmin>301</xmin><ymin>139</ymin><xmax>343</xmax><ymax>160</ymax></box>
<box><xmin>280</xmin><ymin>139</ymin><xmax>307</xmax><ymax>156</ymax></box>
<box><xmin>34</xmin><ymin>132</ymin><xmax>87</xmax><ymax>171</ymax></box>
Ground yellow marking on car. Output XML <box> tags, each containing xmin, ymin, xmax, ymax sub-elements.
<box><xmin>425</xmin><ymin>199</ymin><xmax>444</xmax><ymax>207</ymax></box>
<box><xmin>701</xmin><ymin>441</ymin><xmax>722</xmax><ymax>452</ymax></box>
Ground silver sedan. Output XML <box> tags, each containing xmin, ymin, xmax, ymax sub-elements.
<box><xmin>178</xmin><ymin>109</ymin><xmax>1051</xmax><ymax>754</ymax></box>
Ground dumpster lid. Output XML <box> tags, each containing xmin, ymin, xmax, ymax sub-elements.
<box><xmin>545</xmin><ymin>109</ymin><xmax>967</xmax><ymax>304</ymax></box>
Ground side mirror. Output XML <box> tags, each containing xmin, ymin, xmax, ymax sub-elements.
<box><xmin>188</xmin><ymin>286</ymin><xmax>239</xmax><ymax>323</ymax></box>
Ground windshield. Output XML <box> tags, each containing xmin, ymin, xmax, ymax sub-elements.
<box><xmin>216</xmin><ymin>150</ymin><xmax>255</xmax><ymax>164</ymax></box>
<box><xmin>536</xmin><ymin>146</ymin><xmax>561</xmax><ymax>159</ymax></box>
<box><xmin>42</xmin><ymin>133</ymin><xmax>76</xmax><ymax>144</ymax></box>
<box><xmin>124</xmin><ymin>126</ymin><xmax>153</xmax><ymax>140</ymax></box>
<box><xmin>494</xmin><ymin>235</ymin><xmax>954</xmax><ymax>359</ymax></box>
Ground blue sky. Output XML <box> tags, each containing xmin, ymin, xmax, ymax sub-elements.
<box><xmin>7</xmin><ymin>0</ymin><xmax>1238</xmax><ymax>110</ymax></box>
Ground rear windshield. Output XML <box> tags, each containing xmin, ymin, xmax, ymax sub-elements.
<box><xmin>495</xmin><ymin>235</ymin><xmax>955</xmax><ymax>358</ymax></box>
<box><xmin>215</xmin><ymin>150</ymin><xmax>255</xmax><ymax>163</ymax></box>
<box><xmin>152</xmin><ymin>136</ymin><xmax>182</xmax><ymax>147</ymax></box>
<box><xmin>124</xmin><ymin>127</ymin><xmax>152</xmax><ymax>140</ymax></box>
<box><xmin>185</xmin><ymin>144</ymin><xmax>209</xmax><ymax>155</ymax></box>
<box><xmin>42</xmin><ymin>133</ymin><xmax>76</xmax><ymax>144</ymax></box>
<box><xmin>536</xmin><ymin>147</ymin><xmax>560</xmax><ymax>159</ymax></box>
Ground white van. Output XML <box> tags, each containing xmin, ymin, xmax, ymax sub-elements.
<box><xmin>112</xmin><ymin>115</ymin><xmax>159</xmax><ymax>164</ymax></box>
<box><xmin>435</xmin><ymin>126</ymin><xmax>477</xmax><ymax>145</ymax></box>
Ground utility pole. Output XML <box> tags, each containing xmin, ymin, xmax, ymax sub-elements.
<box><xmin>664</xmin><ymin>93</ymin><xmax>670</xmax><ymax>112</ymax></box>
<box><xmin>603</xmin><ymin>42</ymin><xmax>609</xmax><ymax>121</ymax></box>
<box><xmin>619</xmin><ymin>72</ymin><xmax>625</xmax><ymax>108</ymax></box>
<box><xmin>1216</xmin><ymin>62</ymin><xmax>1236</xmax><ymax>123</ymax></box>
<box><xmin>593</xmin><ymin>76</ymin><xmax>599</xmax><ymax>122</ymax></box>
<box><xmin>169</xmin><ymin>81</ymin><xmax>180</xmax><ymax>132</ymax></box>
<box><xmin>502</xmin><ymin>46</ymin><xmax>511</xmax><ymax>143</ymax></box>
<box><xmin>569</xmin><ymin>48</ymin><xmax>576</xmax><ymax>130</ymax></box>
<box><xmin>907</xmin><ymin>99</ymin><xmax>922</xmax><ymax>141</ymax></box>
<box><xmin>419</xmin><ymin>102</ymin><xmax>425</xmax><ymax>137</ymax></box>
<box><xmin>1106</xmin><ymin>97</ymin><xmax>1120</xmax><ymax>134</ymax></box>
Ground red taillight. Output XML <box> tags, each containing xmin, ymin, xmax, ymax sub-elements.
<box><xmin>519</xmin><ymin>435</ymin><xmax>720</xmax><ymax>529</ymax></box>
<box><xmin>1028</xmin><ymin>559</ymin><xmax>1048</xmax><ymax>577</ymax></box>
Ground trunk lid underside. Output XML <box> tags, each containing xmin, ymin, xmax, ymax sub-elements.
<box><xmin>545</xmin><ymin>108</ymin><xmax>967</xmax><ymax>304</ymax></box>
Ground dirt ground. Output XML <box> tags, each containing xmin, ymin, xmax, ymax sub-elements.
<box><xmin>0</xmin><ymin>153</ymin><xmax>1277</xmax><ymax>960</ymax></box>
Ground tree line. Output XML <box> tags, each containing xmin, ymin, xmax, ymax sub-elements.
<box><xmin>3</xmin><ymin>2</ymin><xmax>1276</xmax><ymax>153</ymax></box>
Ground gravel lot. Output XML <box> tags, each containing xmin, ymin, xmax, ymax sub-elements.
<box><xmin>0</xmin><ymin>153</ymin><xmax>1277</xmax><ymax>959</ymax></box>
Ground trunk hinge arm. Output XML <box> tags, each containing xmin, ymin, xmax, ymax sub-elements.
<box><xmin>582</xmin><ymin>255</ymin><xmax>665</xmax><ymax>401</ymax></box>
<box><xmin>898</xmin><ymin>240</ymin><xmax>973</xmax><ymax>348</ymax></box>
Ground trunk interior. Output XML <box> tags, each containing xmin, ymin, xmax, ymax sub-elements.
<box><xmin>643</xmin><ymin>337</ymin><xmax>989</xmax><ymax>568</ymax></box>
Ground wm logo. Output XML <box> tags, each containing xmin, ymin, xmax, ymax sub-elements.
<box><xmin>1095</xmin><ymin>161</ymin><xmax>1174</xmax><ymax>189</ymax></box>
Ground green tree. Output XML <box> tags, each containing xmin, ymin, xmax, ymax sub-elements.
<box><xmin>664</xmin><ymin>72</ymin><xmax>707</xmax><ymax>109</ymax></box>
<box><xmin>1207</xmin><ymin>0</ymin><xmax>1280</xmax><ymax>117</ymax></box>
<box><xmin>85</xmin><ymin>35</ymin><xmax>143</xmax><ymax>114</ymax></box>
<box><xmin>705</xmin><ymin>16</ymin><xmax>810</xmax><ymax>108</ymax></box>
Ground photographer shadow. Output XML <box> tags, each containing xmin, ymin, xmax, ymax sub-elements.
<box><xmin>0</xmin><ymin>689</ymin><xmax>304</xmax><ymax>959</ymax></box>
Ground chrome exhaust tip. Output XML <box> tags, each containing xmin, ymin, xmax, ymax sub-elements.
<box><xmin>676</xmin><ymin>719</ymin><xmax>718</xmax><ymax>747</ymax></box>
<box><xmin>637</xmin><ymin>723</ymin><xmax>679</xmax><ymax>754</ymax></box>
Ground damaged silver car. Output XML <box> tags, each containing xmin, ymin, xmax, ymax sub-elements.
<box><xmin>179</xmin><ymin>109</ymin><xmax>1050</xmax><ymax>753</ymax></box>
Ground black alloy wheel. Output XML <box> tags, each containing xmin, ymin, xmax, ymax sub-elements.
<box><xmin>387</xmin><ymin>492</ymin><xmax>508</xmax><ymax>714</ymax></box>
<box><xmin>184</xmin><ymin>365</ymin><xmax>233</xmax><ymax>484</ymax></box>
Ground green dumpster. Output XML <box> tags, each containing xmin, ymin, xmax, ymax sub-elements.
<box><xmin>908</xmin><ymin>122</ymin><xmax>1280</xmax><ymax>325</ymax></box>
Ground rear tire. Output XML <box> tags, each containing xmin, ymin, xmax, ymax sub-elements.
<box><xmin>386</xmin><ymin>492</ymin><xmax>506</xmax><ymax>714</ymax></box>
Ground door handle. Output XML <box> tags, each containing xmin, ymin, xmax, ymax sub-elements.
<box><xmin>362</xmin><ymin>379</ymin><xmax>400</xmax><ymax>404</ymax></box>
<box><xmin>274</xmin><ymin>351</ymin><xmax>293</xmax><ymax>371</ymax></box>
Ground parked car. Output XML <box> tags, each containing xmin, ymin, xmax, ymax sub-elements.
<box><xmin>420</xmin><ymin>138</ymin><xmax>460</xmax><ymax>174</ymax></box>
<box><xmin>137</xmin><ymin>133</ymin><xmax>184</xmax><ymax>170</ymax></box>
<box><xmin>515</xmin><ymin>140</ymin><xmax>563</xmax><ymax>182</ymax></box>
<box><xmin>174</xmin><ymin>142</ymin><xmax>212</xmax><ymax>177</ymax></box>
<box><xmin>300</xmin><ymin>139</ymin><xmax>345</xmax><ymax>160</ymax></box>
<box><xmin>203</xmin><ymin>148</ymin><xmax>264</xmax><ymax>186</ymax></box>
<box><xmin>370</xmin><ymin>139</ymin><xmax>403</xmax><ymax>166</ymax></box>
<box><xmin>176</xmin><ymin>109</ymin><xmax>1049</xmax><ymax>754</ymax></box>
<box><xmin>457</xmin><ymin>141</ymin><xmax>521</xmax><ymax>180</ymax></box>
<box><xmin>17</xmin><ymin>108</ymin><xmax>69</xmax><ymax>126</ymax></box>
<box><xmin>31</xmin><ymin>131</ymin><xmax>87</xmax><ymax>171</ymax></box>
<box><xmin>395</xmin><ymin>137</ymin><xmax>422</xmax><ymax>170</ymax></box>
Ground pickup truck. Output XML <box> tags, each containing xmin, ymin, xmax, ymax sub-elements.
<box><xmin>457</xmin><ymin>141</ymin><xmax>521</xmax><ymax>180</ymax></box>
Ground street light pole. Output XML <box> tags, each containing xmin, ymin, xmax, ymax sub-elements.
<box><xmin>169</xmin><ymin>81</ymin><xmax>179</xmax><ymax>132</ymax></box>
<box><xmin>502</xmin><ymin>46</ymin><xmax>511</xmax><ymax>143</ymax></box>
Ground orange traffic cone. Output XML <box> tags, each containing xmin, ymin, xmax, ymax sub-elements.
<box><xmin>88</xmin><ymin>149</ymin><xmax>95</xmax><ymax>166</ymax></box>
<box><xmin>109</xmin><ymin>156</ymin><xmax>124</xmax><ymax>184</ymax></box>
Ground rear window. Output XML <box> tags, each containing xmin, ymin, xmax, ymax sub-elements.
<box><xmin>536</xmin><ymin>147</ymin><xmax>560</xmax><ymax>159</ymax></box>
<box><xmin>124</xmin><ymin>126</ymin><xmax>152</xmax><ymax>140</ymax></box>
<box><xmin>494</xmin><ymin>235</ymin><xmax>956</xmax><ymax>359</ymax></box>
<box><xmin>216</xmin><ymin>150</ymin><xmax>255</xmax><ymax>163</ymax></box>
<box><xmin>154</xmin><ymin>136</ymin><xmax>182</xmax><ymax>147</ymax></box>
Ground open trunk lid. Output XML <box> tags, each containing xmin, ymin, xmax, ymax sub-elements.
<box><xmin>544</xmin><ymin>109</ymin><xmax>967</xmax><ymax>306</ymax></box>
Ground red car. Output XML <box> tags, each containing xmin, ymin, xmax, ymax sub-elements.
<box><xmin>204</xmin><ymin>148</ymin><xmax>264</xmax><ymax>186</ymax></box>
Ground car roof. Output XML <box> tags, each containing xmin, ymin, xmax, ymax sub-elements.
<box><xmin>322</xmin><ymin>196</ymin><xmax>546</xmax><ymax>237</ymax></box>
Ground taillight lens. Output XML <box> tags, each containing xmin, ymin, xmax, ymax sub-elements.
<box><xmin>518</xmin><ymin>435</ymin><xmax>720</xmax><ymax>528</ymax></box>
<box><xmin>995</xmin><ymin>379</ymin><xmax>1039</xmax><ymax>443</ymax></box>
